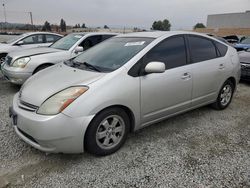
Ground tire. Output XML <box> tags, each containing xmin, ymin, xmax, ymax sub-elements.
<box><xmin>33</xmin><ymin>64</ymin><xmax>52</xmax><ymax>74</ymax></box>
<box><xmin>85</xmin><ymin>108</ymin><xmax>130</xmax><ymax>156</ymax></box>
<box><xmin>212</xmin><ymin>80</ymin><xmax>234</xmax><ymax>110</ymax></box>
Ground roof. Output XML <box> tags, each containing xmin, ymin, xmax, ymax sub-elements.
<box><xmin>24</xmin><ymin>32</ymin><xmax>63</xmax><ymax>36</ymax></box>
<box><xmin>116</xmin><ymin>31</ymin><xmax>211</xmax><ymax>39</ymax></box>
<box><xmin>69</xmin><ymin>32</ymin><xmax>118</xmax><ymax>36</ymax></box>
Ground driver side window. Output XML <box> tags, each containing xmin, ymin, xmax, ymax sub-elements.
<box><xmin>144</xmin><ymin>36</ymin><xmax>187</xmax><ymax>69</ymax></box>
<box><xmin>79</xmin><ymin>35</ymin><xmax>102</xmax><ymax>50</ymax></box>
<box><xmin>21</xmin><ymin>35</ymin><xmax>44</xmax><ymax>45</ymax></box>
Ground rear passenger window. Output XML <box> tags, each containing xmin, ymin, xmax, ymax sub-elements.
<box><xmin>188</xmin><ymin>36</ymin><xmax>217</xmax><ymax>63</ymax></box>
<box><xmin>214</xmin><ymin>41</ymin><xmax>228</xmax><ymax>57</ymax></box>
<box><xmin>144</xmin><ymin>36</ymin><xmax>187</xmax><ymax>69</ymax></box>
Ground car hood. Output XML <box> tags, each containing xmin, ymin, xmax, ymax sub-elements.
<box><xmin>0</xmin><ymin>43</ymin><xmax>12</xmax><ymax>51</ymax></box>
<box><xmin>8</xmin><ymin>47</ymin><xmax>63</xmax><ymax>60</ymax></box>
<box><xmin>19</xmin><ymin>63</ymin><xmax>106</xmax><ymax>106</ymax></box>
<box><xmin>238</xmin><ymin>51</ymin><xmax>250</xmax><ymax>64</ymax></box>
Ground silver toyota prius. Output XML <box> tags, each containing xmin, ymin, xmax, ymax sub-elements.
<box><xmin>9</xmin><ymin>31</ymin><xmax>240</xmax><ymax>155</ymax></box>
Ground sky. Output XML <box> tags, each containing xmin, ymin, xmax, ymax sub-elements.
<box><xmin>0</xmin><ymin>0</ymin><xmax>250</xmax><ymax>30</ymax></box>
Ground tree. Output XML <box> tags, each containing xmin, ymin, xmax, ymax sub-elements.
<box><xmin>74</xmin><ymin>24</ymin><xmax>81</xmax><ymax>28</ymax></box>
<box><xmin>81</xmin><ymin>23</ymin><xmax>86</xmax><ymax>28</ymax></box>
<box><xmin>42</xmin><ymin>21</ymin><xmax>51</xmax><ymax>31</ymax></box>
<box><xmin>193</xmin><ymin>23</ymin><xmax>206</xmax><ymax>29</ymax></box>
<box><xmin>60</xmin><ymin>19</ymin><xmax>67</xmax><ymax>32</ymax></box>
<box><xmin>104</xmin><ymin>25</ymin><xmax>109</xmax><ymax>29</ymax></box>
<box><xmin>152</xmin><ymin>19</ymin><xmax>171</xmax><ymax>31</ymax></box>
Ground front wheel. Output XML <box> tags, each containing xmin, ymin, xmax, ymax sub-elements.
<box><xmin>212</xmin><ymin>80</ymin><xmax>234</xmax><ymax>110</ymax></box>
<box><xmin>84</xmin><ymin>108</ymin><xmax>130</xmax><ymax>156</ymax></box>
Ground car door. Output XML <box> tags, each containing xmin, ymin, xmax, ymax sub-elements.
<box><xmin>18</xmin><ymin>34</ymin><xmax>45</xmax><ymax>49</ymax></box>
<box><xmin>187</xmin><ymin>35</ymin><xmax>227</xmax><ymax>107</ymax></box>
<box><xmin>140</xmin><ymin>35</ymin><xmax>192</xmax><ymax>125</ymax></box>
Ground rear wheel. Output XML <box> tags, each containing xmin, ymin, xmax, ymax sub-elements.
<box><xmin>212</xmin><ymin>80</ymin><xmax>234</xmax><ymax>110</ymax></box>
<box><xmin>85</xmin><ymin>108</ymin><xmax>130</xmax><ymax>156</ymax></box>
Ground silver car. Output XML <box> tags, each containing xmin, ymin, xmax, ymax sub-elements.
<box><xmin>9</xmin><ymin>31</ymin><xmax>240</xmax><ymax>155</ymax></box>
<box><xmin>0</xmin><ymin>32</ymin><xmax>62</xmax><ymax>64</ymax></box>
<box><xmin>1</xmin><ymin>32</ymin><xmax>116</xmax><ymax>84</ymax></box>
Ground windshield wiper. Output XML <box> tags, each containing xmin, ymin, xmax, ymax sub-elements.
<box><xmin>70</xmin><ymin>61</ymin><xmax>101</xmax><ymax>72</ymax></box>
<box><xmin>82</xmin><ymin>62</ymin><xmax>101</xmax><ymax>72</ymax></box>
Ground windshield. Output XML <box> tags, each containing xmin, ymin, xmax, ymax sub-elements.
<box><xmin>70</xmin><ymin>37</ymin><xmax>153</xmax><ymax>72</ymax></box>
<box><xmin>241</xmin><ymin>37</ymin><xmax>250</xmax><ymax>44</ymax></box>
<box><xmin>50</xmin><ymin>34</ymin><xmax>84</xmax><ymax>50</ymax></box>
<box><xmin>2</xmin><ymin>34</ymin><xmax>26</xmax><ymax>44</ymax></box>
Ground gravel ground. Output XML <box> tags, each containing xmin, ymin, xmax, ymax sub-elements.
<box><xmin>0</xmin><ymin>72</ymin><xmax>250</xmax><ymax>188</ymax></box>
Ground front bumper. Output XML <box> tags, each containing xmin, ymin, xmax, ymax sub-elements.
<box><xmin>10</xmin><ymin>93</ymin><xmax>94</xmax><ymax>153</ymax></box>
<box><xmin>1</xmin><ymin>63</ymin><xmax>32</xmax><ymax>85</ymax></box>
<box><xmin>241</xmin><ymin>63</ymin><xmax>250</xmax><ymax>81</ymax></box>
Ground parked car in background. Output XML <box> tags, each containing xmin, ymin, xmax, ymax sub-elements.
<box><xmin>223</xmin><ymin>35</ymin><xmax>241</xmax><ymax>44</ymax></box>
<box><xmin>1</xmin><ymin>32</ymin><xmax>116</xmax><ymax>84</ymax></box>
<box><xmin>9</xmin><ymin>31</ymin><xmax>240</xmax><ymax>155</ymax></box>
<box><xmin>0</xmin><ymin>32</ymin><xmax>62</xmax><ymax>64</ymax></box>
<box><xmin>234</xmin><ymin>37</ymin><xmax>250</xmax><ymax>51</ymax></box>
<box><xmin>213</xmin><ymin>36</ymin><xmax>233</xmax><ymax>46</ymax></box>
<box><xmin>238</xmin><ymin>49</ymin><xmax>250</xmax><ymax>81</ymax></box>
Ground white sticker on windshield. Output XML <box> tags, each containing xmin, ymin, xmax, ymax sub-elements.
<box><xmin>74</xmin><ymin>35</ymin><xmax>82</xmax><ymax>39</ymax></box>
<box><xmin>125</xmin><ymin>41</ymin><xmax>145</xmax><ymax>47</ymax></box>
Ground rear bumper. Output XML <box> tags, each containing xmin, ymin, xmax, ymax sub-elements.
<box><xmin>1</xmin><ymin>63</ymin><xmax>32</xmax><ymax>84</ymax></box>
<box><xmin>10</xmin><ymin>93</ymin><xmax>95</xmax><ymax>153</ymax></box>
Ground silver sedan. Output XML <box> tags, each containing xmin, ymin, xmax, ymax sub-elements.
<box><xmin>9</xmin><ymin>31</ymin><xmax>240</xmax><ymax>155</ymax></box>
<box><xmin>1</xmin><ymin>32</ymin><xmax>116</xmax><ymax>84</ymax></box>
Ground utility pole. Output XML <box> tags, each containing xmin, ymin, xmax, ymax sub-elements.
<box><xmin>29</xmin><ymin>12</ymin><xmax>34</xmax><ymax>30</ymax></box>
<box><xmin>2</xmin><ymin>1</ymin><xmax>7</xmax><ymax>30</ymax></box>
<box><xmin>2</xmin><ymin>3</ymin><xmax>6</xmax><ymax>23</ymax></box>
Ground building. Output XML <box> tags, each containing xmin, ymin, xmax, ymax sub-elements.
<box><xmin>207</xmin><ymin>11</ymin><xmax>250</xmax><ymax>29</ymax></box>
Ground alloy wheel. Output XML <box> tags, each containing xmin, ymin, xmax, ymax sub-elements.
<box><xmin>95</xmin><ymin>115</ymin><xmax>125</xmax><ymax>150</ymax></box>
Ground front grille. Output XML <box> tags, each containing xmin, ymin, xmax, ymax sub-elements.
<box><xmin>18</xmin><ymin>128</ymin><xmax>38</xmax><ymax>144</ymax></box>
<box><xmin>18</xmin><ymin>100</ymin><xmax>38</xmax><ymax>112</ymax></box>
<box><xmin>5</xmin><ymin>56</ymin><xmax>13</xmax><ymax>66</ymax></box>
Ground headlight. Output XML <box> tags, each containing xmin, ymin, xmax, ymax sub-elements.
<box><xmin>12</xmin><ymin>57</ymin><xmax>31</xmax><ymax>68</ymax></box>
<box><xmin>37</xmin><ymin>86</ymin><xmax>88</xmax><ymax>115</ymax></box>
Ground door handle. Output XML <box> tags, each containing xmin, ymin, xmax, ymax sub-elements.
<box><xmin>219</xmin><ymin>64</ymin><xmax>225</xmax><ymax>69</ymax></box>
<box><xmin>181</xmin><ymin>73</ymin><xmax>191</xmax><ymax>80</ymax></box>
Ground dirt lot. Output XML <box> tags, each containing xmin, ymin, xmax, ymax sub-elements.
<box><xmin>0</xmin><ymin>72</ymin><xmax>250</xmax><ymax>188</ymax></box>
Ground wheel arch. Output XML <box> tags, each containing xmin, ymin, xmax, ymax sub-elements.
<box><xmin>87</xmin><ymin>105</ymin><xmax>136</xmax><ymax>133</ymax></box>
<box><xmin>33</xmin><ymin>63</ymin><xmax>54</xmax><ymax>74</ymax></box>
<box><xmin>227</xmin><ymin>76</ymin><xmax>236</xmax><ymax>92</ymax></box>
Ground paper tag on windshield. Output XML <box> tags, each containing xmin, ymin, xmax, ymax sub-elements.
<box><xmin>125</xmin><ymin>41</ymin><xmax>145</xmax><ymax>47</ymax></box>
<box><xmin>74</xmin><ymin>35</ymin><xmax>82</xmax><ymax>39</ymax></box>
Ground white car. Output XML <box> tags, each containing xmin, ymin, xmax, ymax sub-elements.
<box><xmin>1</xmin><ymin>32</ymin><xmax>116</xmax><ymax>84</ymax></box>
<box><xmin>0</xmin><ymin>32</ymin><xmax>62</xmax><ymax>64</ymax></box>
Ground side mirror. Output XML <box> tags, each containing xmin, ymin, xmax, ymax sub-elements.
<box><xmin>16</xmin><ymin>41</ymin><xmax>24</xmax><ymax>45</ymax></box>
<box><xmin>145</xmin><ymin>62</ymin><xmax>165</xmax><ymax>74</ymax></box>
<box><xmin>74</xmin><ymin>46</ymin><xmax>84</xmax><ymax>54</ymax></box>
